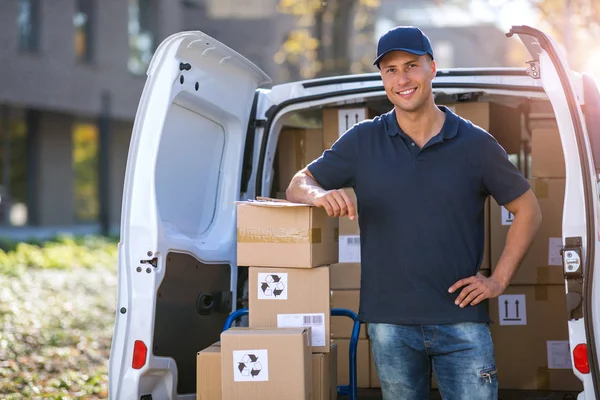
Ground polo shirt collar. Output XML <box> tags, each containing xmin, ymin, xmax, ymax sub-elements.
<box><xmin>384</xmin><ymin>105</ymin><xmax>459</xmax><ymax>140</ymax></box>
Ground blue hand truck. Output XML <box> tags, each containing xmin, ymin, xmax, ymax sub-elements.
<box><xmin>223</xmin><ymin>307</ymin><xmax>361</xmax><ymax>400</ymax></box>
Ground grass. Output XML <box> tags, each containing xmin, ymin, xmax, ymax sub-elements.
<box><xmin>0</xmin><ymin>236</ymin><xmax>118</xmax><ymax>399</ymax></box>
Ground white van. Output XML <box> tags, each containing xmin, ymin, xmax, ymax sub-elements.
<box><xmin>108</xmin><ymin>25</ymin><xmax>600</xmax><ymax>399</ymax></box>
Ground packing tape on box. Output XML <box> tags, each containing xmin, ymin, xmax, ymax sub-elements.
<box><xmin>237</xmin><ymin>227</ymin><xmax>322</xmax><ymax>244</ymax></box>
<box><xmin>533</xmin><ymin>180</ymin><xmax>549</xmax><ymax>198</ymax></box>
<box><xmin>537</xmin><ymin>266</ymin><xmax>551</xmax><ymax>285</ymax></box>
<box><xmin>536</xmin><ymin>367</ymin><xmax>551</xmax><ymax>390</ymax></box>
<box><xmin>535</xmin><ymin>285</ymin><xmax>549</xmax><ymax>301</ymax></box>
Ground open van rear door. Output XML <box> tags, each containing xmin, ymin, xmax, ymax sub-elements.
<box><xmin>108</xmin><ymin>31</ymin><xmax>270</xmax><ymax>399</ymax></box>
<box><xmin>508</xmin><ymin>26</ymin><xmax>599</xmax><ymax>396</ymax></box>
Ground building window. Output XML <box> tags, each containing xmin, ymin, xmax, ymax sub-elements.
<box><xmin>74</xmin><ymin>0</ymin><xmax>95</xmax><ymax>63</ymax></box>
<box><xmin>18</xmin><ymin>0</ymin><xmax>41</xmax><ymax>53</ymax></box>
<box><xmin>73</xmin><ymin>122</ymin><xmax>99</xmax><ymax>222</ymax></box>
<box><xmin>128</xmin><ymin>0</ymin><xmax>157</xmax><ymax>75</ymax></box>
<box><xmin>0</xmin><ymin>106</ymin><xmax>30</xmax><ymax>226</ymax></box>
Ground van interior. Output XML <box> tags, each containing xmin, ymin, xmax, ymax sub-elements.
<box><xmin>261</xmin><ymin>91</ymin><xmax>580</xmax><ymax>394</ymax></box>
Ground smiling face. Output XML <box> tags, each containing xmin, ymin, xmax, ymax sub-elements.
<box><xmin>379</xmin><ymin>50</ymin><xmax>436</xmax><ymax>113</ymax></box>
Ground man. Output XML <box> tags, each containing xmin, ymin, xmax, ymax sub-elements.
<box><xmin>286</xmin><ymin>26</ymin><xmax>542</xmax><ymax>399</ymax></box>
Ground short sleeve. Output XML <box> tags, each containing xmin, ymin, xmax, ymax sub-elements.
<box><xmin>307</xmin><ymin>126</ymin><xmax>358</xmax><ymax>190</ymax></box>
<box><xmin>480</xmin><ymin>135</ymin><xmax>530</xmax><ymax>205</ymax></box>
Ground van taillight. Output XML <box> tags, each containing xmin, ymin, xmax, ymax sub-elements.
<box><xmin>132</xmin><ymin>340</ymin><xmax>148</xmax><ymax>369</ymax></box>
<box><xmin>573</xmin><ymin>344</ymin><xmax>590</xmax><ymax>374</ymax></box>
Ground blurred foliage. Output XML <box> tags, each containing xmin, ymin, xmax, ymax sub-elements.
<box><xmin>0</xmin><ymin>257</ymin><xmax>116</xmax><ymax>398</ymax></box>
<box><xmin>530</xmin><ymin>0</ymin><xmax>599</xmax><ymax>71</ymax></box>
<box><xmin>0</xmin><ymin>235</ymin><xmax>118</xmax><ymax>276</ymax></box>
<box><xmin>73</xmin><ymin>123</ymin><xmax>99</xmax><ymax>222</ymax></box>
<box><xmin>274</xmin><ymin>0</ymin><xmax>380</xmax><ymax>81</ymax></box>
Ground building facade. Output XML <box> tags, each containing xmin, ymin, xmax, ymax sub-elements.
<box><xmin>0</xmin><ymin>0</ymin><xmax>287</xmax><ymax>239</ymax></box>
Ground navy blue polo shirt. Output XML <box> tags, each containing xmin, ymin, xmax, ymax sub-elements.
<box><xmin>307</xmin><ymin>106</ymin><xmax>530</xmax><ymax>325</ymax></box>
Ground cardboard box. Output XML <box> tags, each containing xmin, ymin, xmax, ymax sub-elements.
<box><xmin>249</xmin><ymin>266</ymin><xmax>331</xmax><ymax>353</ymax></box>
<box><xmin>221</xmin><ymin>327</ymin><xmax>312</xmax><ymax>400</ymax></box>
<box><xmin>331</xmin><ymin>290</ymin><xmax>367</xmax><ymax>339</ymax></box>
<box><xmin>490</xmin><ymin>179</ymin><xmax>564</xmax><ymax>284</ymax></box>
<box><xmin>313</xmin><ymin>343</ymin><xmax>338</xmax><ymax>400</ymax></box>
<box><xmin>197</xmin><ymin>342</ymin><xmax>222</xmax><ymax>399</ymax></box>
<box><xmin>277</xmin><ymin>128</ymin><xmax>324</xmax><ymax>192</ymax></box>
<box><xmin>334</xmin><ymin>338</ymin><xmax>371</xmax><ymax>388</ymax></box>
<box><xmin>323</xmin><ymin>107</ymin><xmax>374</xmax><ymax>149</ymax></box>
<box><xmin>451</xmin><ymin>102</ymin><xmax>522</xmax><ymax>154</ymax></box>
<box><xmin>330</xmin><ymin>263</ymin><xmax>361</xmax><ymax>289</ymax></box>
<box><xmin>531</xmin><ymin>128</ymin><xmax>565</xmax><ymax>178</ymax></box>
<box><xmin>489</xmin><ymin>285</ymin><xmax>583</xmax><ymax>391</ymax></box>
<box><xmin>237</xmin><ymin>200</ymin><xmax>339</xmax><ymax>268</ymax></box>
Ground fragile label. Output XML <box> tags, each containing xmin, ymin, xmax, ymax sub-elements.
<box><xmin>498</xmin><ymin>294</ymin><xmax>527</xmax><ymax>325</ymax></box>
<box><xmin>257</xmin><ymin>273</ymin><xmax>288</xmax><ymax>300</ymax></box>
<box><xmin>548</xmin><ymin>237</ymin><xmax>563</xmax><ymax>266</ymax></box>
<box><xmin>339</xmin><ymin>235</ymin><xmax>360</xmax><ymax>263</ymax></box>
<box><xmin>232</xmin><ymin>349</ymin><xmax>269</xmax><ymax>382</ymax></box>
<box><xmin>501</xmin><ymin>206</ymin><xmax>514</xmax><ymax>226</ymax></box>
<box><xmin>337</xmin><ymin>109</ymin><xmax>367</xmax><ymax>137</ymax></box>
<box><xmin>547</xmin><ymin>341</ymin><xmax>572</xmax><ymax>369</ymax></box>
<box><xmin>277</xmin><ymin>313</ymin><xmax>326</xmax><ymax>347</ymax></box>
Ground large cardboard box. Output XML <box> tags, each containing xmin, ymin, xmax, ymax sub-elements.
<box><xmin>331</xmin><ymin>290</ymin><xmax>367</xmax><ymax>339</ymax></box>
<box><xmin>249</xmin><ymin>266</ymin><xmax>331</xmax><ymax>353</ymax></box>
<box><xmin>323</xmin><ymin>107</ymin><xmax>374</xmax><ymax>149</ymax></box>
<box><xmin>330</xmin><ymin>263</ymin><xmax>361</xmax><ymax>289</ymax></box>
<box><xmin>489</xmin><ymin>285</ymin><xmax>583</xmax><ymax>391</ymax></box>
<box><xmin>237</xmin><ymin>200</ymin><xmax>339</xmax><ymax>268</ymax></box>
<box><xmin>197</xmin><ymin>342</ymin><xmax>222</xmax><ymax>399</ymax></box>
<box><xmin>313</xmin><ymin>343</ymin><xmax>338</xmax><ymax>400</ymax></box>
<box><xmin>334</xmin><ymin>338</ymin><xmax>371</xmax><ymax>388</ymax></box>
<box><xmin>451</xmin><ymin>102</ymin><xmax>522</xmax><ymax>154</ymax></box>
<box><xmin>221</xmin><ymin>327</ymin><xmax>313</xmax><ymax>400</ymax></box>
<box><xmin>531</xmin><ymin>128</ymin><xmax>565</xmax><ymax>178</ymax></box>
<box><xmin>277</xmin><ymin>128</ymin><xmax>324</xmax><ymax>192</ymax></box>
<box><xmin>490</xmin><ymin>179</ymin><xmax>564</xmax><ymax>284</ymax></box>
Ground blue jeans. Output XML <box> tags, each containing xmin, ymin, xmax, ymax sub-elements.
<box><xmin>368</xmin><ymin>322</ymin><xmax>498</xmax><ymax>400</ymax></box>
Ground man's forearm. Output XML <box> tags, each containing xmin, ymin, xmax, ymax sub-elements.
<box><xmin>492</xmin><ymin>206</ymin><xmax>542</xmax><ymax>287</ymax></box>
<box><xmin>286</xmin><ymin>170</ymin><xmax>326</xmax><ymax>205</ymax></box>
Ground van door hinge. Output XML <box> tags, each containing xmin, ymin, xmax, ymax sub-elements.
<box><xmin>526</xmin><ymin>60</ymin><xmax>541</xmax><ymax>79</ymax></box>
<box><xmin>250</xmin><ymin>119</ymin><xmax>266</xmax><ymax>128</ymax></box>
<box><xmin>561</xmin><ymin>237</ymin><xmax>584</xmax><ymax>320</ymax></box>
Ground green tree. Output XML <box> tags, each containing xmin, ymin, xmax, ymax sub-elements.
<box><xmin>274</xmin><ymin>0</ymin><xmax>380</xmax><ymax>82</ymax></box>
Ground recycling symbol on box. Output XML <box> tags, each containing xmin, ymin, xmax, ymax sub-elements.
<box><xmin>260</xmin><ymin>274</ymin><xmax>286</xmax><ymax>298</ymax></box>
<box><xmin>238</xmin><ymin>353</ymin><xmax>263</xmax><ymax>378</ymax></box>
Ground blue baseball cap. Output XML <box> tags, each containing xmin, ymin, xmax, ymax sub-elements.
<box><xmin>373</xmin><ymin>26</ymin><xmax>434</xmax><ymax>68</ymax></box>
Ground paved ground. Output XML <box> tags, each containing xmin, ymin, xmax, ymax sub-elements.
<box><xmin>340</xmin><ymin>389</ymin><xmax>580</xmax><ymax>399</ymax></box>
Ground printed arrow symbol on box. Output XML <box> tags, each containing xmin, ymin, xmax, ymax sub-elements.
<box><xmin>355</xmin><ymin>113</ymin><xmax>359</xmax><ymax>124</ymax></box>
<box><xmin>270</xmin><ymin>275</ymin><xmax>281</xmax><ymax>283</ymax></box>
<box><xmin>273</xmin><ymin>288</ymin><xmax>284</xmax><ymax>297</ymax></box>
<box><xmin>251</xmin><ymin>368</ymin><xmax>261</xmax><ymax>377</ymax></box>
<box><xmin>248</xmin><ymin>354</ymin><xmax>258</xmax><ymax>362</ymax></box>
<box><xmin>504</xmin><ymin>300</ymin><xmax>509</xmax><ymax>318</ymax></box>
<box><xmin>345</xmin><ymin>114</ymin><xmax>349</xmax><ymax>129</ymax></box>
<box><xmin>238</xmin><ymin>362</ymin><xmax>246</xmax><ymax>374</ymax></box>
<box><xmin>261</xmin><ymin>282</ymin><xmax>269</xmax><ymax>293</ymax></box>
<box><xmin>515</xmin><ymin>300</ymin><xmax>520</xmax><ymax>318</ymax></box>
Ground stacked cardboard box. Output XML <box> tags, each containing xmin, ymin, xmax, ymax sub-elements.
<box><xmin>488</xmin><ymin>127</ymin><xmax>582</xmax><ymax>391</ymax></box>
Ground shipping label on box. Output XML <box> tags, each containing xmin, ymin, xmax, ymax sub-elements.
<box><xmin>547</xmin><ymin>341</ymin><xmax>572</xmax><ymax>369</ymax></box>
<box><xmin>548</xmin><ymin>237</ymin><xmax>563</xmax><ymax>266</ymax></box>
<box><xmin>257</xmin><ymin>272</ymin><xmax>288</xmax><ymax>300</ymax></box>
<box><xmin>232</xmin><ymin>349</ymin><xmax>269</xmax><ymax>382</ymax></box>
<box><xmin>339</xmin><ymin>235</ymin><xmax>360</xmax><ymax>263</ymax></box>
<box><xmin>278</xmin><ymin>313</ymin><xmax>326</xmax><ymax>347</ymax></box>
<box><xmin>501</xmin><ymin>206</ymin><xmax>514</xmax><ymax>226</ymax></box>
<box><xmin>337</xmin><ymin>109</ymin><xmax>367</xmax><ymax>136</ymax></box>
<box><xmin>498</xmin><ymin>294</ymin><xmax>527</xmax><ymax>326</ymax></box>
